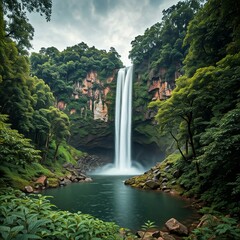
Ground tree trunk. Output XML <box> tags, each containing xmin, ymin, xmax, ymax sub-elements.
<box><xmin>185</xmin><ymin>139</ymin><xmax>189</xmax><ymax>155</ymax></box>
<box><xmin>170</xmin><ymin>131</ymin><xmax>188</xmax><ymax>162</ymax></box>
<box><xmin>53</xmin><ymin>142</ymin><xmax>60</xmax><ymax>162</ymax></box>
<box><xmin>186</xmin><ymin>113</ymin><xmax>197</xmax><ymax>158</ymax></box>
<box><xmin>42</xmin><ymin>133</ymin><xmax>50</xmax><ymax>163</ymax></box>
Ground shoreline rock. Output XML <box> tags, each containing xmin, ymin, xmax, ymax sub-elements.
<box><xmin>24</xmin><ymin>160</ymin><xmax>94</xmax><ymax>193</ymax></box>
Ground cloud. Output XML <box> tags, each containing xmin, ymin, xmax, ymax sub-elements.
<box><xmin>28</xmin><ymin>0</ymin><xmax>179</xmax><ymax>66</ymax></box>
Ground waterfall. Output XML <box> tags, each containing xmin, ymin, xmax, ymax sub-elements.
<box><xmin>92</xmin><ymin>66</ymin><xmax>143</xmax><ymax>175</ymax></box>
<box><xmin>115</xmin><ymin>66</ymin><xmax>133</xmax><ymax>170</ymax></box>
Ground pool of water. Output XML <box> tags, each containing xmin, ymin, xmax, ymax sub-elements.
<box><xmin>43</xmin><ymin>175</ymin><xmax>195</xmax><ymax>230</ymax></box>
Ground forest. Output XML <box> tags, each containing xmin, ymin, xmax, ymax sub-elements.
<box><xmin>0</xmin><ymin>0</ymin><xmax>240</xmax><ymax>239</ymax></box>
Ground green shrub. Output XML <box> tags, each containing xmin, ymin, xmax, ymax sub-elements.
<box><xmin>47</xmin><ymin>178</ymin><xmax>59</xmax><ymax>188</ymax></box>
<box><xmin>0</xmin><ymin>188</ymin><xmax>123</xmax><ymax>239</ymax></box>
<box><xmin>185</xmin><ymin>214</ymin><xmax>240</xmax><ymax>240</ymax></box>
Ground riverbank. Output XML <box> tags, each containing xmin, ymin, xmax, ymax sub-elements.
<box><xmin>123</xmin><ymin>153</ymin><xmax>240</xmax><ymax>239</ymax></box>
<box><xmin>23</xmin><ymin>154</ymin><xmax>107</xmax><ymax>193</ymax></box>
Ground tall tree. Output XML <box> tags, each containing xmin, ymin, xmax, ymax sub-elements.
<box><xmin>2</xmin><ymin>0</ymin><xmax>52</xmax><ymax>53</ymax></box>
<box><xmin>183</xmin><ymin>0</ymin><xmax>240</xmax><ymax>76</ymax></box>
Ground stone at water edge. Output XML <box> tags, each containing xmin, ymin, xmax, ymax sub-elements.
<box><xmin>24</xmin><ymin>185</ymin><xmax>34</xmax><ymax>193</ymax></box>
<box><xmin>144</xmin><ymin>180</ymin><xmax>160</xmax><ymax>189</ymax></box>
<box><xmin>137</xmin><ymin>231</ymin><xmax>155</xmax><ymax>239</ymax></box>
<box><xmin>160</xmin><ymin>231</ymin><xmax>176</xmax><ymax>240</ymax></box>
<box><xmin>35</xmin><ymin>175</ymin><xmax>47</xmax><ymax>185</ymax></box>
<box><xmin>84</xmin><ymin>177</ymin><xmax>93</xmax><ymax>182</ymax></box>
<box><xmin>165</xmin><ymin>218</ymin><xmax>188</xmax><ymax>236</ymax></box>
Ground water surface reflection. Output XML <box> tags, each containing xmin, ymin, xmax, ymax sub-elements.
<box><xmin>43</xmin><ymin>175</ymin><xmax>194</xmax><ymax>230</ymax></box>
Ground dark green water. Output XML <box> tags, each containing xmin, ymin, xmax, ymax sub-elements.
<box><xmin>43</xmin><ymin>175</ymin><xmax>195</xmax><ymax>230</ymax></box>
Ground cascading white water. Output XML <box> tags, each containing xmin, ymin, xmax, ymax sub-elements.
<box><xmin>92</xmin><ymin>66</ymin><xmax>143</xmax><ymax>175</ymax></box>
<box><xmin>115</xmin><ymin>66</ymin><xmax>133</xmax><ymax>170</ymax></box>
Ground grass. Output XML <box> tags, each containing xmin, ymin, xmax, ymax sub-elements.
<box><xmin>0</xmin><ymin>143</ymin><xmax>86</xmax><ymax>190</ymax></box>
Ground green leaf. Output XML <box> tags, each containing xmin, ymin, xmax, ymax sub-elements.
<box><xmin>28</xmin><ymin>219</ymin><xmax>50</xmax><ymax>233</ymax></box>
<box><xmin>15</xmin><ymin>233</ymin><xmax>42</xmax><ymax>240</ymax></box>
<box><xmin>0</xmin><ymin>225</ymin><xmax>11</xmax><ymax>233</ymax></box>
<box><xmin>11</xmin><ymin>225</ymin><xmax>25</xmax><ymax>233</ymax></box>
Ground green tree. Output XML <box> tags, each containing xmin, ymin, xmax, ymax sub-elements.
<box><xmin>40</xmin><ymin>107</ymin><xmax>70</xmax><ymax>162</ymax></box>
<box><xmin>2</xmin><ymin>0</ymin><xmax>52</xmax><ymax>53</ymax></box>
<box><xmin>0</xmin><ymin>115</ymin><xmax>41</xmax><ymax>166</ymax></box>
<box><xmin>183</xmin><ymin>0</ymin><xmax>240</xmax><ymax>76</ymax></box>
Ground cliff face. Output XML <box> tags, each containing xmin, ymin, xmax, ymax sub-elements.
<box><xmin>68</xmin><ymin>71</ymin><xmax>116</xmax><ymax>152</ymax></box>
<box><xmin>63</xmin><ymin>71</ymin><xmax>115</xmax><ymax>122</ymax></box>
<box><xmin>147</xmin><ymin>67</ymin><xmax>179</xmax><ymax>101</ymax></box>
<box><xmin>69</xmin><ymin>66</ymin><xmax>179</xmax><ymax>163</ymax></box>
<box><xmin>131</xmin><ymin>67</ymin><xmax>180</xmax><ymax>163</ymax></box>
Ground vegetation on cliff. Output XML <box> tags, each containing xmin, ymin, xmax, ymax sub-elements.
<box><xmin>130</xmin><ymin>0</ymin><xmax>202</xmax><ymax>152</ymax></box>
<box><xmin>127</xmin><ymin>0</ymin><xmax>240</xmax><ymax>237</ymax></box>
<box><xmin>30</xmin><ymin>42</ymin><xmax>123</xmax><ymax>150</ymax></box>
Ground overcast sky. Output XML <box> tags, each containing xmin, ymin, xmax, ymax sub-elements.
<box><xmin>28</xmin><ymin>0</ymin><xmax>179</xmax><ymax>66</ymax></box>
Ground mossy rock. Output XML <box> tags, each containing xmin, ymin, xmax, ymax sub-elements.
<box><xmin>47</xmin><ymin>178</ymin><xmax>59</xmax><ymax>188</ymax></box>
<box><xmin>11</xmin><ymin>177</ymin><xmax>30</xmax><ymax>190</ymax></box>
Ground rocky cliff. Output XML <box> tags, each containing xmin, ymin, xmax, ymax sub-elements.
<box><xmin>68</xmin><ymin>66</ymin><xmax>179</xmax><ymax>166</ymax></box>
<box><xmin>69</xmin><ymin>71</ymin><xmax>115</xmax><ymax>122</ymax></box>
<box><xmin>131</xmin><ymin>67</ymin><xmax>180</xmax><ymax>165</ymax></box>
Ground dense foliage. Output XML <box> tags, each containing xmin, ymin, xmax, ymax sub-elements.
<box><xmin>130</xmin><ymin>0</ymin><xmax>201</xmax><ymax>151</ymax></box>
<box><xmin>0</xmin><ymin>115</ymin><xmax>41</xmax><ymax>166</ymax></box>
<box><xmin>0</xmin><ymin>1</ymin><xmax>86</xmax><ymax>196</ymax></box>
<box><xmin>1</xmin><ymin>0</ymin><xmax>240</xmax><ymax>238</ymax></box>
<box><xmin>2</xmin><ymin>0</ymin><xmax>52</xmax><ymax>54</ymax></box>
<box><xmin>132</xmin><ymin>0</ymin><xmax>240</xmax><ymax>217</ymax></box>
<box><xmin>30</xmin><ymin>44</ymin><xmax>122</xmax><ymax>117</ymax></box>
<box><xmin>185</xmin><ymin>212</ymin><xmax>240</xmax><ymax>240</ymax></box>
<box><xmin>29</xmin><ymin>43</ymin><xmax>123</xmax><ymax>150</ymax></box>
<box><xmin>0</xmin><ymin>188</ymin><xmax>123</xmax><ymax>240</ymax></box>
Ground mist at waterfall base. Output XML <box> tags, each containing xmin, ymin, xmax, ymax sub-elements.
<box><xmin>93</xmin><ymin>66</ymin><xmax>144</xmax><ymax>175</ymax></box>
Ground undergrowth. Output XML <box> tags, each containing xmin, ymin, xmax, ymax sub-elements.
<box><xmin>0</xmin><ymin>188</ymin><xmax>126</xmax><ymax>240</ymax></box>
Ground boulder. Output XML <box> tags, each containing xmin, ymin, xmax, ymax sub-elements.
<box><xmin>165</xmin><ymin>218</ymin><xmax>188</xmax><ymax>236</ymax></box>
<box><xmin>173</xmin><ymin>170</ymin><xmax>181</xmax><ymax>178</ymax></box>
<box><xmin>162</xmin><ymin>185</ymin><xmax>169</xmax><ymax>191</ymax></box>
<box><xmin>24</xmin><ymin>185</ymin><xmax>34</xmax><ymax>193</ymax></box>
<box><xmin>160</xmin><ymin>231</ymin><xmax>176</xmax><ymax>240</ymax></box>
<box><xmin>76</xmin><ymin>175</ymin><xmax>86</xmax><ymax>181</ymax></box>
<box><xmin>35</xmin><ymin>175</ymin><xmax>47</xmax><ymax>186</ymax></box>
<box><xmin>63</xmin><ymin>163</ymin><xmax>74</xmax><ymax>169</ymax></box>
<box><xmin>124</xmin><ymin>178</ymin><xmax>135</xmax><ymax>185</ymax></box>
<box><xmin>79</xmin><ymin>173</ymin><xmax>87</xmax><ymax>179</ymax></box>
<box><xmin>171</xmin><ymin>180</ymin><xmax>176</xmax><ymax>185</ymax></box>
<box><xmin>85</xmin><ymin>177</ymin><xmax>93</xmax><ymax>182</ymax></box>
<box><xmin>70</xmin><ymin>175</ymin><xmax>77</xmax><ymax>182</ymax></box>
<box><xmin>66</xmin><ymin>174</ymin><xmax>72</xmax><ymax>179</ymax></box>
<box><xmin>152</xmin><ymin>231</ymin><xmax>161</xmax><ymax>238</ymax></box>
<box><xmin>162</xmin><ymin>178</ymin><xmax>168</xmax><ymax>183</ymax></box>
<box><xmin>164</xmin><ymin>165</ymin><xmax>171</xmax><ymax>172</ymax></box>
<box><xmin>154</xmin><ymin>171</ymin><xmax>161</xmax><ymax>180</ymax></box>
<box><xmin>59</xmin><ymin>180</ymin><xmax>66</xmax><ymax>186</ymax></box>
<box><xmin>137</xmin><ymin>231</ymin><xmax>154</xmax><ymax>239</ymax></box>
<box><xmin>63</xmin><ymin>178</ymin><xmax>72</xmax><ymax>185</ymax></box>
<box><xmin>34</xmin><ymin>175</ymin><xmax>48</xmax><ymax>189</ymax></box>
<box><xmin>145</xmin><ymin>180</ymin><xmax>160</xmax><ymax>189</ymax></box>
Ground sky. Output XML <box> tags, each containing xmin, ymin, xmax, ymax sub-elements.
<box><xmin>28</xmin><ymin>0</ymin><xmax>180</xmax><ymax>66</ymax></box>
